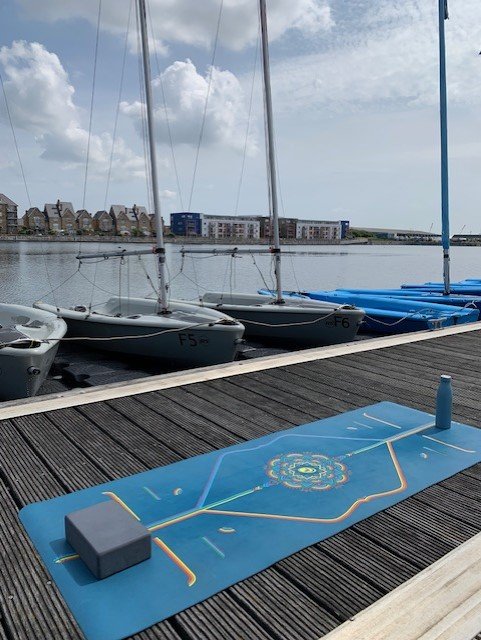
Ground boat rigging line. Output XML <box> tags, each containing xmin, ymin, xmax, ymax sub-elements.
<box><xmin>0</xmin><ymin>65</ymin><xmax>58</xmax><ymax>306</ymax></box>
<box><xmin>147</xmin><ymin>1</ymin><xmax>185</xmax><ymax>211</ymax></box>
<box><xmin>103</xmin><ymin>0</ymin><xmax>133</xmax><ymax>212</ymax></box>
<box><xmin>0</xmin><ymin>73</ymin><xmax>31</xmax><ymax>207</ymax></box>
<box><xmin>188</xmin><ymin>0</ymin><xmax>224</xmax><ymax>212</ymax></box>
<box><xmin>234</xmin><ymin>27</ymin><xmax>260</xmax><ymax>216</ymax></box>
<box><xmin>82</xmin><ymin>0</ymin><xmax>102</xmax><ymax>211</ymax></box>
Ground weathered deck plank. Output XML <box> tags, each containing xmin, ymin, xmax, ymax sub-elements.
<box><xmin>1</xmin><ymin>328</ymin><xmax>481</xmax><ymax>639</ymax></box>
<box><xmin>323</xmin><ymin>532</ymin><xmax>481</xmax><ymax>640</ymax></box>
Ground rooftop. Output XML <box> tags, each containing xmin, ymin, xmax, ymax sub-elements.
<box><xmin>44</xmin><ymin>202</ymin><xmax>75</xmax><ymax>218</ymax></box>
<box><xmin>0</xmin><ymin>193</ymin><xmax>18</xmax><ymax>207</ymax></box>
<box><xmin>352</xmin><ymin>227</ymin><xmax>441</xmax><ymax>236</ymax></box>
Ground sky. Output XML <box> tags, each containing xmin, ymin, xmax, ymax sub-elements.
<box><xmin>0</xmin><ymin>0</ymin><xmax>480</xmax><ymax>232</ymax></box>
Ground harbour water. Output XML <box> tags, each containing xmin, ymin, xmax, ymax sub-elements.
<box><xmin>1</xmin><ymin>241</ymin><xmax>481</xmax><ymax>307</ymax></box>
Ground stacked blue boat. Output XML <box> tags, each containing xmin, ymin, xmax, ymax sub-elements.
<box><xmin>400</xmin><ymin>279</ymin><xmax>481</xmax><ymax>296</ymax></box>
<box><xmin>336</xmin><ymin>287</ymin><xmax>481</xmax><ymax>311</ymax></box>
<box><xmin>258</xmin><ymin>289</ymin><xmax>480</xmax><ymax>335</ymax></box>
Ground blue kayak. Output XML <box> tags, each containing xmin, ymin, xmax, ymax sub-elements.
<box><xmin>335</xmin><ymin>288</ymin><xmax>481</xmax><ymax>311</ymax></box>
<box><xmin>258</xmin><ymin>289</ymin><xmax>479</xmax><ymax>334</ymax></box>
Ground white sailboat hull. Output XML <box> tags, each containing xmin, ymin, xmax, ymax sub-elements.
<box><xmin>0</xmin><ymin>304</ymin><xmax>67</xmax><ymax>401</ymax></box>
<box><xmin>35</xmin><ymin>297</ymin><xmax>244</xmax><ymax>368</ymax></box>
<box><xmin>199</xmin><ymin>293</ymin><xmax>365</xmax><ymax>346</ymax></box>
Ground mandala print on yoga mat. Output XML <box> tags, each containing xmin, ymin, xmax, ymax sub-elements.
<box><xmin>266</xmin><ymin>452</ymin><xmax>349</xmax><ymax>491</ymax></box>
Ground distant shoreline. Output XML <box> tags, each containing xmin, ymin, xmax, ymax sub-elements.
<box><xmin>0</xmin><ymin>235</ymin><xmax>461</xmax><ymax>246</ymax></box>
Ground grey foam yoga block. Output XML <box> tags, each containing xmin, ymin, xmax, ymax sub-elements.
<box><xmin>65</xmin><ymin>500</ymin><xmax>151</xmax><ymax>580</ymax></box>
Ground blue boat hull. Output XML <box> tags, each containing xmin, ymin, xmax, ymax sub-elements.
<box><xmin>258</xmin><ymin>290</ymin><xmax>479</xmax><ymax>334</ymax></box>
<box><xmin>335</xmin><ymin>288</ymin><xmax>481</xmax><ymax>311</ymax></box>
<box><xmin>401</xmin><ymin>279</ymin><xmax>481</xmax><ymax>296</ymax></box>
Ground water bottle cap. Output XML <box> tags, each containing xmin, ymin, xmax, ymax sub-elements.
<box><xmin>440</xmin><ymin>374</ymin><xmax>452</xmax><ymax>381</ymax></box>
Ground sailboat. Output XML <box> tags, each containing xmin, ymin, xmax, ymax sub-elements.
<box><xmin>36</xmin><ymin>0</ymin><xmax>244</xmax><ymax>369</ymax></box>
<box><xmin>196</xmin><ymin>0</ymin><xmax>365</xmax><ymax>346</ymax></box>
<box><xmin>298</xmin><ymin>0</ymin><xmax>481</xmax><ymax>328</ymax></box>
<box><xmin>0</xmin><ymin>304</ymin><xmax>66</xmax><ymax>401</ymax></box>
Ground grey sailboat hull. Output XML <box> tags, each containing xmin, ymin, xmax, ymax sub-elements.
<box><xmin>0</xmin><ymin>304</ymin><xmax>67</xmax><ymax>401</ymax></box>
<box><xmin>35</xmin><ymin>297</ymin><xmax>244</xmax><ymax>368</ymax></box>
<box><xmin>199</xmin><ymin>293</ymin><xmax>365</xmax><ymax>346</ymax></box>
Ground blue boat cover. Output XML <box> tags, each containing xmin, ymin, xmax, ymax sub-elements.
<box><xmin>20</xmin><ymin>402</ymin><xmax>481</xmax><ymax>640</ymax></box>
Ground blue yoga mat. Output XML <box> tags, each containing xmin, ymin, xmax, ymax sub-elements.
<box><xmin>20</xmin><ymin>402</ymin><xmax>481</xmax><ymax>640</ymax></box>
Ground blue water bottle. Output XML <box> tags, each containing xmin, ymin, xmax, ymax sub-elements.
<box><xmin>435</xmin><ymin>375</ymin><xmax>452</xmax><ymax>430</ymax></box>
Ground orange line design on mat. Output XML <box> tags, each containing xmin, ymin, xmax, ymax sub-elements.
<box><xmin>102</xmin><ymin>491</ymin><xmax>141</xmax><ymax>521</ymax></box>
<box><xmin>153</xmin><ymin>537</ymin><xmax>197</xmax><ymax>586</ymax></box>
<box><xmin>54</xmin><ymin>553</ymin><xmax>79</xmax><ymax>564</ymax></box>
<box><xmin>204</xmin><ymin>441</ymin><xmax>407</xmax><ymax>525</ymax></box>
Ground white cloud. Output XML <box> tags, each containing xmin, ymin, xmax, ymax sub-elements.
<box><xmin>271</xmin><ymin>0</ymin><xmax>481</xmax><ymax>113</ymax></box>
<box><xmin>16</xmin><ymin>0</ymin><xmax>333</xmax><ymax>52</ymax></box>
<box><xmin>121</xmin><ymin>59</ymin><xmax>256</xmax><ymax>153</ymax></box>
<box><xmin>0</xmin><ymin>40</ymin><xmax>145</xmax><ymax>179</ymax></box>
<box><xmin>160</xmin><ymin>189</ymin><xmax>176</xmax><ymax>199</ymax></box>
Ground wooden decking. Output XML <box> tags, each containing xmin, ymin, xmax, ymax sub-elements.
<box><xmin>1</xmin><ymin>326</ymin><xmax>481</xmax><ymax>639</ymax></box>
<box><xmin>324</xmin><ymin>532</ymin><xmax>481</xmax><ymax>640</ymax></box>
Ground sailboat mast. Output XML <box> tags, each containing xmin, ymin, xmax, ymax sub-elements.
<box><xmin>438</xmin><ymin>0</ymin><xmax>450</xmax><ymax>295</ymax></box>
<box><xmin>259</xmin><ymin>0</ymin><xmax>283</xmax><ymax>304</ymax></box>
<box><xmin>138</xmin><ymin>0</ymin><xmax>169</xmax><ymax>313</ymax></box>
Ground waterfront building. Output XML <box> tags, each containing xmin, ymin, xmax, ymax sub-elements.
<box><xmin>170</xmin><ymin>212</ymin><xmax>203</xmax><ymax>237</ymax></box>
<box><xmin>109</xmin><ymin>205</ymin><xmax>132</xmax><ymax>235</ymax></box>
<box><xmin>0</xmin><ymin>194</ymin><xmax>18</xmax><ymax>234</ymax></box>
<box><xmin>171</xmin><ymin>212</ymin><xmax>348</xmax><ymax>241</ymax></box>
<box><xmin>295</xmin><ymin>219</ymin><xmax>348</xmax><ymax>241</ymax></box>
<box><xmin>351</xmin><ymin>227</ymin><xmax>440</xmax><ymax>241</ymax></box>
<box><xmin>170</xmin><ymin>212</ymin><xmax>261</xmax><ymax>239</ymax></box>
<box><xmin>202</xmin><ymin>215</ymin><xmax>261</xmax><ymax>240</ymax></box>
<box><xmin>76</xmin><ymin>209</ymin><xmax>93</xmax><ymax>233</ymax></box>
<box><xmin>263</xmin><ymin>217</ymin><xmax>297</xmax><ymax>240</ymax></box>
<box><xmin>44</xmin><ymin>201</ymin><xmax>76</xmax><ymax>234</ymax></box>
<box><xmin>22</xmin><ymin>207</ymin><xmax>48</xmax><ymax>233</ymax></box>
<box><xmin>148</xmin><ymin>214</ymin><xmax>168</xmax><ymax>236</ymax></box>
<box><xmin>93</xmin><ymin>210</ymin><xmax>114</xmax><ymax>233</ymax></box>
<box><xmin>108</xmin><ymin>204</ymin><xmax>152</xmax><ymax>236</ymax></box>
<box><xmin>128</xmin><ymin>205</ymin><xmax>151</xmax><ymax>236</ymax></box>
<box><xmin>452</xmin><ymin>233</ymin><xmax>481</xmax><ymax>244</ymax></box>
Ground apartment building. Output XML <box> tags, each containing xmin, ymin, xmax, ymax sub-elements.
<box><xmin>0</xmin><ymin>194</ymin><xmax>18</xmax><ymax>234</ymax></box>
<box><xmin>171</xmin><ymin>212</ymin><xmax>348</xmax><ymax>241</ymax></box>
<box><xmin>202</xmin><ymin>215</ymin><xmax>261</xmax><ymax>240</ymax></box>
<box><xmin>171</xmin><ymin>212</ymin><xmax>261</xmax><ymax>239</ymax></box>
<box><xmin>296</xmin><ymin>219</ymin><xmax>349</xmax><ymax>241</ymax></box>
